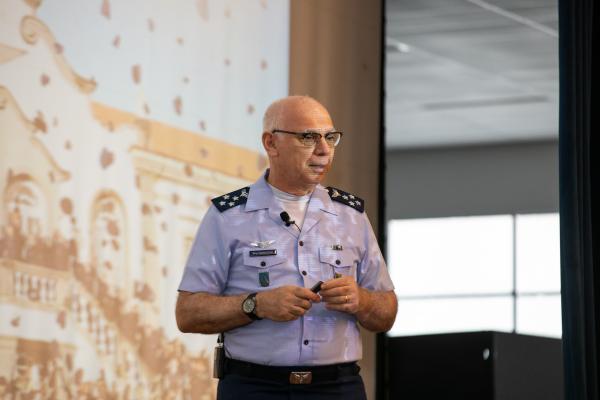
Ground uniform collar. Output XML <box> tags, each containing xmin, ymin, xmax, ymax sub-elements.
<box><xmin>245</xmin><ymin>170</ymin><xmax>337</xmax><ymax>215</ymax></box>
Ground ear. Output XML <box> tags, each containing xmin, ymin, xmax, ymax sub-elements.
<box><xmin>262</xmin><ymin>131</ymin><xmax>279</xmax><ymax>157</ymax></box>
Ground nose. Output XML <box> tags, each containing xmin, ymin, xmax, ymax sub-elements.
<box><xmin>313</xmin><ymin>136</ymin><xmax>331</xmax><ymax>156</ymax></box>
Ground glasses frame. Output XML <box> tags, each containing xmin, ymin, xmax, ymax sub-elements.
<box><xmin>271</xmin><ymin>129</ymin><xmax>344</xmax><ymax>147</ymax></box>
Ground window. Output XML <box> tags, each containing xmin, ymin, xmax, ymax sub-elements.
<box><xmin>91</xmin><ymin>193</ymin><xmax>128</xmax><ymax>293</ymax></box>
<box><xmin>387</xmin><ymin>213</ymin><xmax>561</xmax><ymax>338</ymax></box>
<box><xmin>5</xmin><ymin>178</ymin><xmax>48</xmax><ymax>237</ymax></box>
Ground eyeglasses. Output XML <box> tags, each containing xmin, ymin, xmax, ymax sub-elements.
<box><xmin>272</xmin><ymin>129</ymin><xmax>343</xmax><ymax>147</ymax></box>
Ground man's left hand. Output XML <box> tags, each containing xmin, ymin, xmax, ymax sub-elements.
<box><xmin>320</xmin><ymin>276</ymin><xmax>367</xmax><ymax>315</ymax></box>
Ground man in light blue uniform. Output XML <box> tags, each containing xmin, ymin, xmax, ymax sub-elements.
<box><xmin>176</xmin><ymin>96</ymin><xmax>397</xmax><ymax>399</ymax></box>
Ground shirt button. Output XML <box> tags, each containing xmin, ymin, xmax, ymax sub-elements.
<box><xmin>302</xmin><ymin>270</ymin><xmax>307</xmax><ymax>276</ymax></box>
<box><xmin>335</xmin><ymin>259</ymin><xmax>341</xmax><ymax>265</ymax></box>
<box><xmin>260</xmin><ymin>261</ymin><xmax>266</xmax><ymax>267</ymax></box>
<box><xmin>303</xmin><ymin>340</ymin><xmax>309</xmax><ymax>345</ymax></box>
<box><xmin>299</xmin><ymin>240</ymin><xmax>304</xmax><ymax>246</ymax></box>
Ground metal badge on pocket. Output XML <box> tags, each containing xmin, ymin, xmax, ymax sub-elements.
<box><xmin>249</xmin><ymin>249</ymin><xmax>277</xmax><ymax>257</ymax></box>
<box><xmin>258</xmin><ymin>271</ymin><xmax>270</xmax><ymax>287</ymax></box>
<box><xmin>250</xmin><ymin>240</ymin><xmax>276</xmax><ymax>248</ymax></box>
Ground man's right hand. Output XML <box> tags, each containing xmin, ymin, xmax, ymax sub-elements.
<box><xmin>255</xmin><ymin>286</ymin><xmax>321</xmax><ymax>321</ymax></box>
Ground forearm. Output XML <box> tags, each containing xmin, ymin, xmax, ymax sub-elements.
<box><xmin>355</xmin><ymin>289</ymin><xmax>398</xmax><ymax>332</ymax></box>
<box><xmin>176</xmin><ymin>291</ymin><xmax>250</xmax><ymax>334</ymax></box>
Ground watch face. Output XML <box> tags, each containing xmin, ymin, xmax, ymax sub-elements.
<box><xmin>242</xmin><ymin>298</ymin><xmax>255</xmax><ymax>313</ymax></box>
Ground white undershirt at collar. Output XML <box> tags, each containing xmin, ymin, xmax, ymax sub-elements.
<box><xmin>268</xmin><ymin>183</ymin><xmax>311</xmax><ymax>229</ymax></box>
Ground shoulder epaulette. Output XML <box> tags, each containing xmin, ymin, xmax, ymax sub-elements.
<box><xmin>211</xmin><ymin>187</ymin><xmax>250</xmax><ymax>212</ymax></box>
<box><xmin>326</xmin><ymin>186</ymin><xmax>365</xmax><ymax>213</ymax></box>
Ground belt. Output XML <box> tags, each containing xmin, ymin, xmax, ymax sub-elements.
<box><xmin>223</xmin><ymin>358</ymin><xmax>360</xmax><ymax>385</ymax></box>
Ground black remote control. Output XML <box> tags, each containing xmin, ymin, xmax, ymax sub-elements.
<box><xmin>310</xmin><ymin>281</ymin><xmax>324</xmax><ymax>293</ymax></box>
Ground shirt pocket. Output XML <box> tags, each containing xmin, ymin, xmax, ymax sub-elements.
<box><xmin>242</xmin><ymin>249</ymin><xmax>286</xmax><ymax>288</ymax></box>
<box><xmin>319</xmin><ymin>247</ymin><xmax>359</xmax><ymax>280</ymax></box>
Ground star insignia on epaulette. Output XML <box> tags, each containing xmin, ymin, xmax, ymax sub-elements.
<box><xmin>326</xmin><ymin>186</ymin><xmax>365</xmax><ymax>213</ymax></box>
<box><xmin>212</xmin><ymin>187</ymin><xmax>250</xmax><ymax>212</ymax></box>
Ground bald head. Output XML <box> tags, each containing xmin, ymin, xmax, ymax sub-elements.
<box><xmin>262</xmin><ymin>96</ymin><xmax>333</xmax><ymax>133</ymax></box>
<box><xmin>260</xmin><ymin>96</ymin><xmax>337</xmax><ymax>195</ymax></box>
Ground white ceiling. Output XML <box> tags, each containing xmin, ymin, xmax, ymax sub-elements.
<box><xmin>385</xmin><ymin>0</ymin><xmax>559</xmax><ymax>149</ymax></box>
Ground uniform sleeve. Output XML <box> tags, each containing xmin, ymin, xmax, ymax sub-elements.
<box><xmin>177</xmin><ymin>205</ymin><xmax>230</xmax><ymax>294</ymax></box>
<box><xmin>356</xmin><ymin>212</ymin><xmax>395</xmax><ymax>292</ymax></box>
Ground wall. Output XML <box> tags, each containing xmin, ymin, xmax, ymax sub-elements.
<box><xmin>386</xmin><ymin>140</ymin><xmax>559</xmax><ymax>220</ymax></box>
<box><xmin>289</xmin><ymin>1</ymin><xmax>383</xmax><ymax>399</ymax></box>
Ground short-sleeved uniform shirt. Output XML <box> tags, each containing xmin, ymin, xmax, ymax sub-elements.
<box><xmin>178</xmin><ymin>172</ymin><xmax>394</xmax><ymax>366</ymax></box>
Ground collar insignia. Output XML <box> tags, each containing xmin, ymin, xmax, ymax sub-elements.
<box><xmin>211</xmin><ymin>187</ymin><xmax>250</xmax><ymax>212</ymax></box>
<box><xmin>326</xmin><ymin>186</ymin><xmax>365</xmax><ymax>213</ymax></box>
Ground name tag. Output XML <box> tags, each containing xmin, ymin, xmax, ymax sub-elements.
<box><xmin>249</xmin><ymin>249</ymin><xmax>277</xmax><ymax>257</ymax></box>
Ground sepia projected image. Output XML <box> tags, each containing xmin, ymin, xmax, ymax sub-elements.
<box><xmin>0</xmin><ymin>0</ymin><xmax>289</xmax><ymax>398</ymax></box>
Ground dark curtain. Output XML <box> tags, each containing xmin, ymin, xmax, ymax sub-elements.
<box><xmin>559</xmin><ymin>0</ymin><xmax>599</xmax><ymax>399</ymax></box>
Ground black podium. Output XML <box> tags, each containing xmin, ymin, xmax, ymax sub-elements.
<box><xmin>386</xmin><ymin>331</ymin><xmax>563</xmax><ymax>400</ymax></box>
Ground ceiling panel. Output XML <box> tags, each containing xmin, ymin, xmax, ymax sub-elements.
<box><xmin>385</xmin><ymin>0</ymin><xmax>558</xmax><ymax>149</ymax></box>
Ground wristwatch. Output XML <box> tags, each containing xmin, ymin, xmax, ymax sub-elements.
<box><xmin>242</xmin><ymin>292</ymin><xmax>262</xmax><ymax>320</ymax></box>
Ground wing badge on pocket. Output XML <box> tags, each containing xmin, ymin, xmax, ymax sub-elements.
<box><xmin>250</xmin><ymin>240</ymin><xmax>276</xmax><ymax>248</ymax></box>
